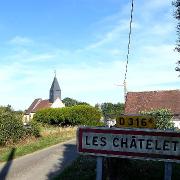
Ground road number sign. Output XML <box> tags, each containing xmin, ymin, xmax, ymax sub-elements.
<box><xmin>116</xmin><ymin>115</ymin><xmax>155</xmax><ymax>129</ymax></box>
<box><xmin>77</xmin><ymin>126</ymin><xmax>180</xmax><ymax>162</ymax></box>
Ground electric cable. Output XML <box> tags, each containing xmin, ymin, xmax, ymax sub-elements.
<box><xmin>123</xmin><ymin>0</ymin><xmax>134</xmax><ymax>95</ymax></box>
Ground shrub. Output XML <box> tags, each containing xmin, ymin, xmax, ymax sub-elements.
<box><xmin>33</xmin><ymin>108</ymin><xmax>66</xmax><ymax>125</ymax></box>
<box><xmin>0</xmin><ymin>106</ymin><xmax>25</xmax><ymax>145</ymax></box>
<box><xmin>140</xmin><ymin>109</ymin><xmax>175</xmax><ymax>130</ymax></box>
<box><xmin>24</xmin><ymin>120</ymin><xmax>41</xmax><ymax>137</ymax></box>
<box><xmin>0</xmin><ymin>106</ymin><xmax>41</xmax><ymax>146</ymax></box>
<box><xmin>67</xmin><ymin>105</ymin><xmax>102</xmax><ymax>126</ymax></box>
<box><xmin>34</xmin><ymin>105</ymin><xmax>102</xmax><ymax>126</ymax></box>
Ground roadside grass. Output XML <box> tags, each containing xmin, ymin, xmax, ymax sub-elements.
<box><xmin>55</xmin><ymin>156</ymin><xmax>180</xmax><ymax>180</ymax></box>
<box><xmin>0</xmin><ymin>126</ymin><xmax>77</xmax><ymax>162</ymax></box>
<box><xmin>54</xmin><ymin>155</ymin><xmax>96</xmax><ymax>180</ymax></box>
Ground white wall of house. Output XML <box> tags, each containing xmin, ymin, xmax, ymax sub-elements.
<box><xmin>23</xmin><ymin>113</ymin><xmax>35</xmax><ymax>124</ymax></box>
<box><xmin>51</xmin><ymin>97</ymin><xmax>65</xmax><ymax>108</ymax></box>
<box><xmin>23</xmin><ymin>98</ymin><xmax>65</xmax><ymax>124</ymax></box>
<box><xmin>173</xmin><ymin>116</ymin><xmax>180</xmax><ymax>129</ymax></box>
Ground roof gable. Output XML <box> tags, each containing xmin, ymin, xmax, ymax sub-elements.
<box><xmin>25</xmin><ymin>99</ymin><xmax>52</xmax><ymax>114</ymax></box>
<box><xmin>25</xmin><ymin>98</ymin><xmax>42</xmax><ymax>114</ymax></box>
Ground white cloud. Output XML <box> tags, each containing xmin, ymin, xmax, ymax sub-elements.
<box><xmin>127</xmin><ymin>44</ymin><xmax>179</xmax><ymax>92</ymax></box>
<box><xmin>8</xmin><ymin>36</ymin><xmax>33</xmax><ymax>46</ymax></box>
<box><xmin>86</xmin><ymin>21</ymin><xmax>138</xmax><ymax>50</ymax></box>
<box><xmin>151</xmin><ymin>24</ymin><xmax>174</xmax><ymax>36</ymax></box>
<box><xmin>144</xmin><ymin>0</ymin><xmax>170</xmax><ymax>9</ymax></box>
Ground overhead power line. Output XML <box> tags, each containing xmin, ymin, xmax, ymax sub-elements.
<box><xmin>123</xmin><ymin>0</ymin><xmax>134</xmax><ymax>99</ymax></box>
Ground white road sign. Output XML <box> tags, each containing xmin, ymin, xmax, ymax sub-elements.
<box><xmin>77</xmin><ymin>127</ymin><xmax>180</xmax><ymax>162</ymax></box>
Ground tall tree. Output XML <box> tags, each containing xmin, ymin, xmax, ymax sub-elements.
<box><xmin>62</xmin><ymin>97</ymin><xmax>90</xmax><ymax>107</ymax></box>
<box><xmin>100</xmin><ymin>102</ymin><xmax>124</xmax><ymax>118</ymax></box>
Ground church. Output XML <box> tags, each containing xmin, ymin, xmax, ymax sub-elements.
<box><xmin>23</xmin><ymin>75</ymin><xmax>65</xmax><ymax>122</ymax></box>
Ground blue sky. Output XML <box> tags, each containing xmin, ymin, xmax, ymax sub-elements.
<box><xmin>0</xmin><ymin>0</ymin><xmax>179</xmax><ymax>110</ymax></box>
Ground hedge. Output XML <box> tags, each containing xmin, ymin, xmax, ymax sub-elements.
<box><xmin>0</xmin><ymin>107</ymin><xmax>25</xmax><ymax>145</ymax></box>
<box><xmin>0</xmin><ymin>106</ymin><xmax>40</xmax><ymax>146</ymax></box>
<box><xmin>140</xmin><ymin>109</ymin><xmax>175</xmax><ymax>130</ymax></box>
<box><xmin>24</xmin><ymin>120</ymin><xmax>41</xmax><ymax>137</ymax></box>
<box><xmin>33</xmin><ymin>105</ymin><xmax>102</xmax><ymax>126</ymax></box>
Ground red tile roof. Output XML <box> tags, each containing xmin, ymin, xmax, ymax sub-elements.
<box><xmin>33</xmin><ymin>99</ymin><xmax>52</xmax><ymax>112</ymax></box>
<box><xmin>25</xmin><ymin>98</ymin><xmax>42</xmax><ymax>114</ymax></box>
<box><xmin>25</xmin><ymin>99</ymin><xmax>52</xmax><ymax>114</ymax></box>
<box><xmin>125</xmin><ymin>90</ymin><xmax>180</xmax><ymax>114</ymax></box>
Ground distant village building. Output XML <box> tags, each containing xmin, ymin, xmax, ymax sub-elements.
<box><xmin>124</xmin><ymin>90</ymin><xmax>180</xmax><ymax>128</ymax></box>
<box><xmin>23</xmin><ymin>75</ymin><xmax>65</xmax><ymax>123</ymax></box>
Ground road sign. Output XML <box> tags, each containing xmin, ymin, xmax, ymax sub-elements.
<box><xmin>77</xmin><ymin>126</ymin><xmax>180</xmax><ymax>163</ymax></box>
<box><xmin>116</xmin><ymin>115</ymin><xmax>155</xmax><ymax>129</ymax></box>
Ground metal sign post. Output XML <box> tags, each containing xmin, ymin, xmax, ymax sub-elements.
<box><xmin>164</xmin><ymin>162</ymin><xmax>172</xmax><ymax>180</ymax></box>
<box><xmin>96</xmin><ymin>156</ymin><xmax>103</xmax><ymax>180</ymax></box>
<box><xmin>96</xmin><ymin>119</ymin><xmax>112</xmax><ymax>180</ymax></box>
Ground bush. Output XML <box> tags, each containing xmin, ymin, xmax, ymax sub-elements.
<box><xmin>140</xmin><ymin>109</ymin><xmax>175</xmax><ymax>130</ymax></box>
<box><xmin>0</xmin><ymin>106</ymin><xmax>25</xmax><ymax>145</ymax></box>
<box><xmin>33</xmin><ymin>105</ymin><xmax>103</xmax><ymax>126</ymax></box>
<box><xmin>24</xmin><ymin>120</ymin><xmax>41</xmax><ymax>137</ymax></box>
<box><xmin>33</xmin><ymin>108</ymin><xmax>66</xmax><ymax>125</ymax></box>
<box><xmin>0</xmin><ymin>106</ymin><xmax>41</xmax><ymax>146</ymax></box>
<box><xmin>67</xmin><ymin>105</ymin><xmax>102</xmax><ymax>126</ymax></box>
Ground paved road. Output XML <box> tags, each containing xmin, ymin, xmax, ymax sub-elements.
<box><xmin>0</xmin><ymin>139</ymin><xmax>78</xmax><ymax>180</ymax></box>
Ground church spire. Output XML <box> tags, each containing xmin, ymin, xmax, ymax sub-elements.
<box><xmin>49</xmin><ymin>73</ymin><xmax>61</xmax><ymax>103</ymax></box>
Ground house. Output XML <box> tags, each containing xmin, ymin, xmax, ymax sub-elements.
<box><xmin>124</xmin><ymin>90</ymin><xmax>180</xmax><ymax>128</ymax></box>
<box><xmin>23</xmin><ymin>75</ymin><xmax>65</xmax><ymax>123</ymax></box>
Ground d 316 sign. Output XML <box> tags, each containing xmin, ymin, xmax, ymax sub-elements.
<box><xmin>116</xmin><ymin>115</ymin><xmax>155</xmax><ymax>129</ymax></box>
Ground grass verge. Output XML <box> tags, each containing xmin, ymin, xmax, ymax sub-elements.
<box><xmin>0</xmin><ymin>126</ymin><xmax>76</xmax><ymax>162</ymax></box>
<box><xmin>54</xmin><ymin>155</ymin><xmax>96</xmax><ymax>180</ymax></box>
<box><xmin>55</xmin><ymin>156</ymin><xmax>180</xmax><ymax>180</ymax></box>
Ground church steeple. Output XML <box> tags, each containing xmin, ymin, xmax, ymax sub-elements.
<box><xmin>49</xmin><ymin>74</ymin><xmax>61</xmax><ymax>103</ymax></box>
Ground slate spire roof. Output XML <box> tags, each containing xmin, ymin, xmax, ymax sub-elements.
<box><xmin>49</xmin><ymin>75</ymin><xmax>61</xmax><ymax>103</ymax></box>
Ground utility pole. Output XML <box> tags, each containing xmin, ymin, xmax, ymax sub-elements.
<box><xmin>115</xmin><ymin>81</ymin><xmax>127</xmax><ymax>102</ymax></box>
<box><xmin>175</xmin><ymin>60</ymin><xmax>180</xmax><ymax>77</ymax></box>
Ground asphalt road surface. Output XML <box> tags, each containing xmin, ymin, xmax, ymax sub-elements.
<box><xmin>0</xmin><ymin>139</ymin><xmax>78</xmax><ymax>180</ymax></box>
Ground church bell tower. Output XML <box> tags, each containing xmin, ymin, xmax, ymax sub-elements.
<box><xmin>49</xmin><ymin>72</ymin><xmax>61</xmax><ymax>103</ymax></box>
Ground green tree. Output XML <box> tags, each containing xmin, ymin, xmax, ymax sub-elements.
<box><xmin>100</xmin><ymin>102</ymin><xmax>124</xmax><ymax>118</ymax></box>
<box><xmin>62</xmin><ymin>97</ymin><xmax>78</xmax><ymax>106</ymax></box>
<box><xmin>0</xmin><ymin>105</ymin><xmax>40</xmax><ymax>145</ymax></box>
<box><xmin>0</xmin><ymin>105</ymin><xmax>25</xmax><ymax>145</ymax></box>
<box><xmin>62</xmin><ymin>97</ymin><xmax>90</xmax><ymax>107</ymax></box>
<box><xmin>140</xmin><ymin>109</ymin><xmax>175</xmax><ymax>130</ymax></box>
